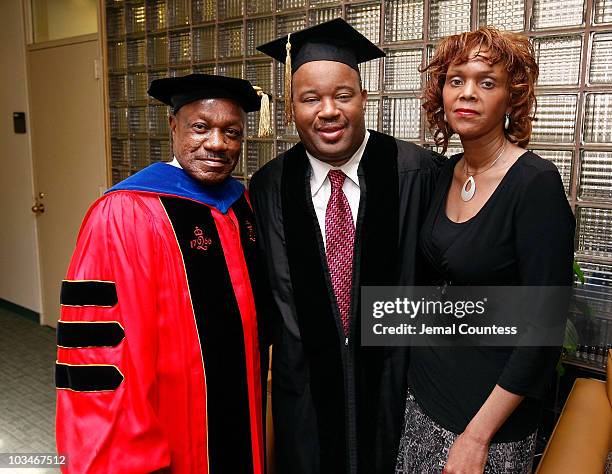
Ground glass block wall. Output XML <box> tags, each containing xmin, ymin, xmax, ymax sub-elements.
<box><xmin>103</xmin><ymin>0</ymin><xmax>612</xmax><ymax>364</ymax></box>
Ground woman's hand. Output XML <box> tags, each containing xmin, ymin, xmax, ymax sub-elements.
<box><xmin>443</xmin><ymin>384</ymin><xmax>525</xmax><ymax>474</ymax></box>
<box><xmin>443</xmin><ymin>431</ymin><xmax>489</xmax><ymax>474</ymax></box>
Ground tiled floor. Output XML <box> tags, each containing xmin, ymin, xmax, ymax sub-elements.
<box><xmin>0</xmin><ymin>307</ymin><xmax>58</xmax><ymax>473</ymax></box>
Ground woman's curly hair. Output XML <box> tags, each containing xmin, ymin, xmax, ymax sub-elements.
<box><xmin>422</xmin><ymin>27</ymin><xmax>538</xmax><ymax>153</ymax></box>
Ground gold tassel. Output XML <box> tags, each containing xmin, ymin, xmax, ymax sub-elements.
<box><xmin>284</xmin><ymin>33</ymin><xmax>292</xmax><ymax>124</ymax></box>
<box><xmin>253</xmin><ymin>86</ymin><xmax>272</xmax><ymax>137</ymax></box>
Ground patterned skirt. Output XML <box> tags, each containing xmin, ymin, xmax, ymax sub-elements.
<box><xmin>395</xmin><ymin>389</ymin><xmax>537</xmax><ymax>474</ymax></box>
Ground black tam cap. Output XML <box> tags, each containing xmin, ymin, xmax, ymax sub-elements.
<box><xmin>256</xmin><ymin>18</ymin><xmax>385</xmax><ymax>74</ymax></box>
<box><xmin>148</xmin><ymin>74</ymin><xmax>262</xmax><ymax>114</ymax></box>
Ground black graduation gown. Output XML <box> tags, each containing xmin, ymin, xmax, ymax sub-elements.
<box><xmin>249</xmin><ymin>130</ymin><xmax>444</xmax><ymax>474</ymax></box>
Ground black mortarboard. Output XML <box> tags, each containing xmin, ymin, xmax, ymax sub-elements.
<box><xmin>256</xmin><ymin>18</ymin><xmax>385</xmax><ymax>74</ymax></box>
<box><xmin>148</xmin><ymin>73</ymin><xmax>262</xmax><ymax>113</ymax></box>
<box><xmin>148</xmin><ymin>73</ymin><xmax>272</xmax><ymax>136</ymax></box>
<box><xmin>256</xmin><ymin>18</ymin><xmax>384</xmax><ymax>123</ymax></box>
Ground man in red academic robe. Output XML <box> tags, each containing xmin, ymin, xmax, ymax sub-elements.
<box><xmin>55</xmin><ymin>74</ymin><xmax>269</xmax><ymax>474</ymax></box>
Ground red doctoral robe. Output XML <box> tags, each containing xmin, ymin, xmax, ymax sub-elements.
<box><xmin>56</xmin><ymin>163</ymin><xmax>264</xmax><ymax>474</ymax></box>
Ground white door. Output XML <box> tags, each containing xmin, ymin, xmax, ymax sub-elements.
<box><xmin>28</xmin><ymin>37</ymin><xmax>107</xmax><ymax>327</ymax></box>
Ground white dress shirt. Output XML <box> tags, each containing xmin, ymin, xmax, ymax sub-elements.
<box><xmin>307</xmin><ymin>130</ymin><xmax>370</xmax><ymax>248</ymax></box>
<box><xmin>167</xmin><ymin>156</ymin><xmax>182</xmax><ymax>168</ymax></box>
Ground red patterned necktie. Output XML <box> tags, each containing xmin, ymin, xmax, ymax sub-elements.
<box><xmin>325</xmin><ymin>170</ymin><xmax>355</xmax><ymax>336</ymax></box>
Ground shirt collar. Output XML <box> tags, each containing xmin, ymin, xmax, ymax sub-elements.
<box><xmin>307</xmin><ymin>130</ymin><xmax>370</xmax><ymax>195</ymax></box>
<box><xmin>167</xmin><ymin>156</ymin><xmax>182</xmax><ymax>169</ymax></box>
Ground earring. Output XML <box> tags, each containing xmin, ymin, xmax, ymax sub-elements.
<box><xmin>504</xmin><ymin>113</ymin><xmax>510</xmax><ymax>130</ymax></box>
<box><xmin>443</xmin><ymin>112</ymin><xmax>448</xmax><ymax>123</ymax></box>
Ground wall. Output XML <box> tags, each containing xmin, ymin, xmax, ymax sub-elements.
<box><xmin>32</xmin><ymin>0</ymin><xmax>98</xmax><ymax>43</ymax></box>
<box><xmin>0</xmin><ymin>1</ymin><xmax>42</xmax><ymax>313</ymax></box>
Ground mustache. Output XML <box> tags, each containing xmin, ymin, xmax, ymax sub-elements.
<box><xmin>195</xmin><ymin>153</ymin><xmax>227</xmax><ymax>160</ymax></box>
<box><xmin>316</xmin><ymin>118</ymin><xmax>347</xmax><ymax>127</ymax></box>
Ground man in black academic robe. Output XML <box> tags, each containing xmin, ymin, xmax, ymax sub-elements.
<box><xmin>250</xmin><ymin>19</ymin><xmax>444</xmax><ymax>474</ymax></box>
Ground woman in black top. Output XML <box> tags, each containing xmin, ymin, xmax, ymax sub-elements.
<box><xmin>395</xmin><ymin>28</ymin><xmax>575</xmax><ymax>474</ymax></box>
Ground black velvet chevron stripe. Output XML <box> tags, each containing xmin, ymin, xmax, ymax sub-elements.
<box><xmin>55</xmin><ymin>363</ymin><xmax>124</xmax><ymax>391</ymax></box>
<box><xmin>57</xmin><ymin>321</ymin><xmax>125</xmax><ymax>348</ymax></box>
<box><xmin>60</xmin><ymin>281</ymin><xmax>118</xmax><ymax>307</ymax></box>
